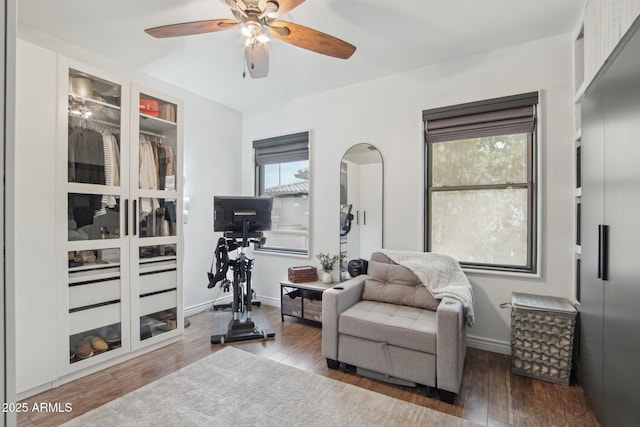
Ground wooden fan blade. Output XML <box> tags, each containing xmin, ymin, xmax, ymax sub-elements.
<box><xmin>145</xmin><ymin>19</ymin><xmax>238</xmax><ymax>38</ymax></box>
<box><xmin>220</xmin><ymin>0</ymin><xmax>247</xmax><ymax>11</ymax></box>
<box><xmin>267</xmin><ymin>0</ymin><xmax>305</xmax><ymax>17</ymax></box>
<box><xmin>268</xmin><ymin>21</ymin><xmax>356</xmax><ymax>59</ymax></box>
<box><xmin>219</xmin><ymin>0</ymin><xmax>236</xmax><ymax>9</ymax></box>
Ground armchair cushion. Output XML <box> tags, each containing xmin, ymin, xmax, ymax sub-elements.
<box><xmin>362</xmin><ymin>260</ymin><xmax>440</xmax><ymax>311</ymax></box>
<box><xmin>339</xmin><ymin>300</ymin><xmax>437</xmax><ymax>353</ymax></box>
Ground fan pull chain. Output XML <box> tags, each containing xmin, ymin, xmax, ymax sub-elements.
<box><xmin>242</xmin><ymin>50</ymin><xmax>247</xmax><ymax>78</ymax></box>
<box><xmin>243</xmin><ymin>45</ymin><xmax>257</xmax><ymax>78</ymax></box>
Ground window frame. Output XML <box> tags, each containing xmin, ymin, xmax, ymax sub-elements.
<box><xmin>253</xmin><ymin>131</ymin><xmax>310</xmax><ymax>256</ymax></box>
<box><xmin>423</xmin><ymin>93</ymin><xmax>539</xmax><ymax>274</ymax></box>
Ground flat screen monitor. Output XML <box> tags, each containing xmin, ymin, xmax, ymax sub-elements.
<box><xmin>213</xmin><ymin>196</ymin><xmax>273</xmax><ymax>234</ymax></box>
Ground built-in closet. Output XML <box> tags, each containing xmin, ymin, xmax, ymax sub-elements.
<box><xmin>579</xmin><ymin>19</ymin><xmax>640</xmax><ymax>426</ymax></box>
<box><xmin>52</xmin><ymin>59</ymin><xmax>183</xmax><ymax>385</ymax></box>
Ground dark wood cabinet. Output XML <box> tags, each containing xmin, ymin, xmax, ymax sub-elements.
<box><xmin>580</xmin><ymin>20</ymin><xmax>640</xmax><ymax>426</ymax></box>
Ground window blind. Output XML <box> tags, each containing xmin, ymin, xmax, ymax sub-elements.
<box><xmin>253</xmin><ymin>131</ymin><xmax>309</xmax><ymax>165</ymax></box>
<box><xmin>424</xmin><ymin>92</ymin><xmax>538</xmax><ymax>143</ymax></box>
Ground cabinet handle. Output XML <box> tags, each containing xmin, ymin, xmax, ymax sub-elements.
<box><xmin>124</xmin><ymin>199</ymin><xmax>129</xmax><ymax>236</ymax></box>
<box><xmin>598</xmin><ymin>224</ymin><xmax>609</xmax><ymax>280</ymax></box>
<box><xmin>133</xmin><ymin>199</ymin><xmax>137</xmax><ymax>236</ymax></box>
<box><xmin>363</xmin><ymin>210</ymin><xmax>366</xmax><ymax>226</ymax></box>
<box><xmin>356</xmin><ymin>210</ymin><xmax>359</xmax><ymax>225</ymax></box>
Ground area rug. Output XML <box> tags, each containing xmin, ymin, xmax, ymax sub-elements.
<box><xmin>62</xmin><ymin>346</ymin><xmax>476</xmax><ymax>426</ymax></box>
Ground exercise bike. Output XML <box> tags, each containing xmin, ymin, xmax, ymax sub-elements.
<box><xmin>208</xmin><ymin>228</ymin><xmax>275</xmax><ymax>345</ymax></box>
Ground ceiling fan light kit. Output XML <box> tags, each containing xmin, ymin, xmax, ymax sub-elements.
<box><xmin>145</xmin><ymin>0</ymin><xmax>356</xmax><ymax>78</ymax></box>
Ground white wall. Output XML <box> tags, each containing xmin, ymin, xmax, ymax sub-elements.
<box><xmin>181</xmin><ymin>95</ymin><xmax>243</xmax><ymax>312</ymax></box>
<box><xmin>242</xmin><ymin>34</ymin><xmax>575</xmax><ymax>352</ymax></box>
<box><xmin>13</xmin><ymin>37</ymin><xmax>242</xmax><ymax>393</ymax></box>
<box><xmin>14</xmin><ymin>40</ymin><xmax>58</xmax><ymax>393</ymax></box>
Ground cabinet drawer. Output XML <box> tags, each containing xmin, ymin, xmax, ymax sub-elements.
<box><xmin>69</xmin><ymin>279</ymin><xmax>120</xmax><ymax>309</ymax></box>
<box><xmin>140</xmin><ymin>290</ymin><xmax>176</xmax><ymax>316</ymax></box>
<box><xmin>69</xmin><ymin>303</ymin><xmax>121</xmax><ymax>335</ymax></box>
<box><xmin>303</xmin><ymin>298</ymin><xmax>323</xmax><ymax>322</ymax></box>
<box><xmin>139</xmin><ymin>269</ymin><xmax>176</xmax><ymax>295</ymax></box>
<box><xmin>69</xmin><ymin>266</ymin><xmax>120</xmax><ymax>284</ymax></box>
<box><xmin>282</xmin><ymin>290</ymin><xmax>302</xmax><ymax>317</ymax></box>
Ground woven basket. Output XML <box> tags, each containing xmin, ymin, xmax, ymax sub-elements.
<box><xmin>504</xmin><ymin>292</ymin><xmax>577</xmax><ymax>385</ymax></box>
<box><xmin>288</xmin><ymin>266</ymin><xmax>318</xmax><ymax>283</ymax></box>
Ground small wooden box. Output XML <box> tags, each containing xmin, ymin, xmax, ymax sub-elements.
<box><xmin>288</xmin><ymin>266</ymin><xmax>318</xmax><ymax>283</ymax></box>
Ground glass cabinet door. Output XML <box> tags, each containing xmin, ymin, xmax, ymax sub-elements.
<box><xmin>138</xmin><ymin>244</ymin><xmax>178</xmax><ymax>341</ymax></box>
<box><xmin>68</xmin><ymin>247</ymin><xmax>125</xmax><ymax>364</ymax></box>
<box><xmin>67</xmin><ymin>68</ymin><xmax>126</xmax><ymax>243</ymax></box>
<box><xmin>138</xmin><ymin>93</ymin><xmax>178</xmax><ymax>193</ymax></box>
<box><xmin>131</xmin><ymin>86</ymin><xmax>182</xmax><ymax>349</ymax></box>
<box><xmin>137</xmin><ymin>197</ymin><xmax>177</xmax><ymax>238</ymax></box>
<box><xmin>68</xmin><ymin>193</ymin><xmax>121</xmax><ymax>241</ymax></box>
<box><xmin>63</xmin><ymin>63</ymin><xmax>130</xmax><ymax>372</ymax></box>
<box><xmin>68</xmin><ymin>68</ymin><xmax>122</xmax><ymax>186</ymax></box>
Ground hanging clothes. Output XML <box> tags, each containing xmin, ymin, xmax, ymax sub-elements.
<box><xmin>68</xmin><ymin>126</ymin><xmax>105</xmax><ymax>228</ymax></box>
<box><xmin>68</xmin><ymin>126</ymin><xmax>105</xmax><ymax>185</ymax></box>
<box><xmin>139</xmin><ymin>136</ymin><xmax>159</xmax><ymax>217</ymax></box>
<box><xmin>99</xmin><ymin>133</ymin><xmax>121</xmax><ymax>214</ymax></box>
<box><xmin>155</xmin><ymin>140</ymin><xmax>167</xmax><ymax>191</ymax></box>
<box><xmin>163</xmin><ymin>145</ymin><xmax>176</xmax><ymax>190</ymax></box>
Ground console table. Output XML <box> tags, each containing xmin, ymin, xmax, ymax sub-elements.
<box><xmin>280</xmin><ymin>280</ymin><xmax>333</xmax><ymax>324</ymax></box>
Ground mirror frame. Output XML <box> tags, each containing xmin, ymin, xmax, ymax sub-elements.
<box><xmin>339</xmin><ymin>143</ymin><xmax>384</xmax><ymax>278</ymax></box>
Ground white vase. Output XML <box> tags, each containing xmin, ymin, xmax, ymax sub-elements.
<box><xmin>321</xmin><ymin>271</ymin><xmax>333</xmax><ymax>284</ymax></box>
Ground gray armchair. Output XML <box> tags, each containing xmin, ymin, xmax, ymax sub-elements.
<box><xmin>322</xmin><ymin>252</ymin><xmax>467</xmax><ymax>403</ymax></box>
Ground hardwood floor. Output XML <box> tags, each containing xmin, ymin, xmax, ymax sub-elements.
<box><xmin>17</xmin><ymin>305</ymin><xmax>600</xmax><ymax>426</ymax></box>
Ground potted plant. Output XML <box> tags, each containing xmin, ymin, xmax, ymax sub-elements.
<box><xmin>316</xmin><ymin>253</ymin><xmax>340</xmax><ymax>284</ymax></box>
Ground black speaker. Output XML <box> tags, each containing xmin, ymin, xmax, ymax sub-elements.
<box><xmin>347</xmin><ymin>259</ymin><xmax>368</xmax><ymax>277</ymax></box>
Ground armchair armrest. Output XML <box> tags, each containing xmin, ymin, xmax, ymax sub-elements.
<box><xmin>436</xmin><ymin>296</ymin><xmax>467</xmax><ymax>394</ymax></box>
<box><xmin>321</xmin><ymin>275</ymin><xmax>366</xmax><ymax>361</ymax></box>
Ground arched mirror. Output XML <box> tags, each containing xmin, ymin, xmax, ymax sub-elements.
<box><xmin>340</xmin><ymin>144</ymin><xmax>383</xmax><ymax>278</ymax></box>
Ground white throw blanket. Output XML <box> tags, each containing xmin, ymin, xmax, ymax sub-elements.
<box><xmin>379</xmin><ymin>249</ymin><xmax>475</xmax><ymax>326</ymax></box>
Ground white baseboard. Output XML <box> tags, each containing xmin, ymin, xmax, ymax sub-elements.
<box><xmin>467</xmin><ymin>334</ymin><xmax>511</xmax><ymax>355</ymax></box>
<box><xmin>184</xmin><ymin>295</ymin><xmax>233</xmax><ymax>317</ymax></box>
<box><xmin>257</xmin><ymin>295</ymin><xmax>280</xmax><ymax>308</ymax></box>
<box><xmin>184</xmin><ymin>294</ymin><xmax>279</xmax><ymax>318</ymax></box>
<box><xmin>17</xmin><ymin>381</ymin><xmax>57</xmax><ymax>401</ymax></box>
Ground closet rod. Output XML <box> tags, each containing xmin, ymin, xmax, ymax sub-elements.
<box><xmin>140</xmin><ymin>129</ymin><xmax>165</xmax><ymax>139</ymax></box>
<box><xmin>69</xmin><ymin>116</ymin><xmax>165</xmax><ymax>139</ymax></box>
<box><xmin>69</xmin><ymin>115</ymin><xmax>120</xmax><ymax>129</ymax></box>
<box><xmin>69</xmin><ymin>115</ymin><xmax>165</xmax><ymax>139</ymax></box>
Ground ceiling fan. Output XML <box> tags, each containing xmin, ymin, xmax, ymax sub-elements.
<box><xmin>145</xmin><ymin>0</ymin><xmax>356</xmax><ymax>78</ymax></box>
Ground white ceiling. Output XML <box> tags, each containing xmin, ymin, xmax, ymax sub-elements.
<box><xmin>17</xmin><ymin>0</ymin><xmax>584</xmax><ymax>112</ymax></box>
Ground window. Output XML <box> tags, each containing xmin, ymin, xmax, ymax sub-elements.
<box><xmin>424</xmin><ymin>92</ymin><xmax>538</xmax><ymax>273</ymax></box>
<box><xmin>254</xmin><ymin>131</ymin><xmax>310</xmax><ymax>255</ymax></box>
